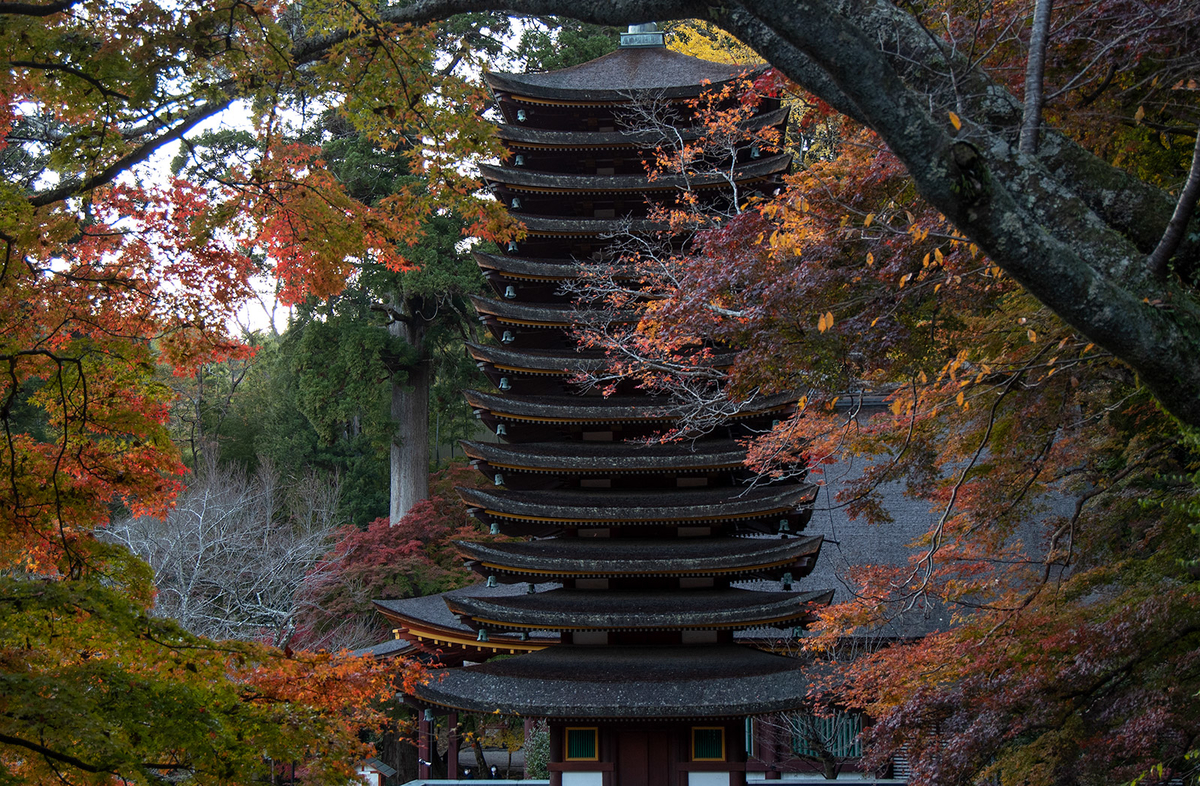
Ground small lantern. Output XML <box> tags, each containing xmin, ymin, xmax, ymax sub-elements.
<box><xmin>424</xmin><ymin>709</ymin><xmax>434</xmax><ymax>721</ymax></box>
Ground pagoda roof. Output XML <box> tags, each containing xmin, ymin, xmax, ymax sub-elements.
<box><xmin>460</xmin><ymin>438</ymin><xmax>748</xmax><ymax>474</ymax></box>
<box><xmin>457</xmin><ymin>483</ymin><xmax>817</xmax><ymax>526</ymax></box>
<box><xmin>473</xmin><ymin>251</ymin><xmax>633</xmax><ymax>282</ymax></box>
<box><xmin>464</xmin><ymin>389</ymin><xmax>797</xmax><ymax>425</ymax></box>
<box><xmin>495</xmin><ymin>107</ymin><xmax>789</xmax><ymax>149</ymax></box>
<box><xmin>518</xmin><ymin>215</ymin><xmax>665</xmax><ymax>236</ymax></box>
<box><xmin>485</xmin><ymin>48</ymin><xmax>761</xmax><ymax>102</ymax></box>
<box><xmin>457</xmin><ymin>535</ymin><xmax>823</xmax><ymax>579</ymax></box>
<box><xmin>414</xmin><ymin>644</ymin><xmax>814</xmax><ymax>719</ymax></box>
<box><xmin>479</xmin><ymin>153</ymin><xmax>790</xmax><ymax>194</ymax></box>
<box><xmin>466</xmin><ymin>342</ymin><xmax>607</xmax><ymax>375</ymax></box>
<box><xmin>447</xmin><ymin>587</ymin><xmax>831</xmax><ymax>632</ymax></box>
<box><xmin>470</xmin><ymin>295</ymin><xmax>629</xmax><ymax>328</ymax></box>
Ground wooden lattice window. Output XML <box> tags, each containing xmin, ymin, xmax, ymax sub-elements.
<box><xmin>692</xmin><ymin>727</ymin><xmax>726</xmax><ymax>761</ymax></box>
<box><xmin>565</xmin><ymin>727</ymin><xmax>599</xmax><ymax>761</ymax></box>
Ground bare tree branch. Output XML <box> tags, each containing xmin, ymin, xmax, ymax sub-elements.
<box><xmin>1147</xmin><ymin>129</ymin><xmax>1200</xmax><ymax>278</ymax></box>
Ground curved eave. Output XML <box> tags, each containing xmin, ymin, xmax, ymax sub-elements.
<box><xmin>518</xmin><ymin>215</ymin><xmax>666</xmax><ymax>237</ymax></box>
<box><xmin>459</xmin><ymin>439</ymin><xmax>748</xmax><ymax>474</ymax></box>
<box><xmin>466</xmin><ymin>342</ymin><xmax>606</xmax><ymax>375</ymax></box>
<box><xmin>473</xmin><ymin>252</ymin><xmax>589</xmax><ymax>281</ymax></box>
<box><xmin>470</xmin><ymin>295</ymin><xmax>631</xmax><ymax>328</ymax></box>
<box><xmin>495</xmin><ymin>107</ymin><xmax>790</xmax><ymax>149</ymax></box>
<box><xmin>456</xmin><ymin>483</ymin><xmax>817</xmax><ymax>526</ymax></box>
<box><xmin>411</xmin><ymin>644</ymin><xmax>812</xmax><ymax>719</ymax></box>
<box><xmin>456</xmin><ymin>535</ymin><xmax>824</xmax><ymax>579</ymax></box>
<box><xmin>473</xmin><ymin>251</ymin><xmax>635</xmax><ymax>282</ymax></box>
<box><xmin>372</xmin><ymin>598</ymin><xmax>556</xmax><ymax>658</ymax></box>
<box><xmin>464</xmin><ymin>389</ymin><xmax>797</xmax><ymax>425</ymax></box>
<box><xmin>480</xmin><ymin>153</ymin><xmax>790</xmax><ymax>194</ymax></box>
<box><xmin>484</xmin><ymin>52</ymin><xmax>763</xmax><ymax>103</ymax></box>
<box><xmin>446</xmin><ymin>588</ymin><xmax>832</xmax><ymax>632</ymax></box>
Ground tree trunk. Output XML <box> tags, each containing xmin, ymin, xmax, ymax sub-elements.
<box><xmin>387</xmin><ymin>302</ymin><xmax>430</xmax><ymax>525</ymax></box>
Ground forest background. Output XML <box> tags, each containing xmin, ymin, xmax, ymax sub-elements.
<box><xmin>2</xmin><ymin>1</ymin><xmax>1200</xmax><ymax>785</ymax></box>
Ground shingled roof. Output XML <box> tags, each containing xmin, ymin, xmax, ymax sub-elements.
<box><xmin>458</xmin><ymin>483</ymin><xmax>817</xmax><ymax>526</ymax></box>
<box><xmin>480</xmin><ymin>153</ymin><xmax>790</xmax><ymax>194</ymax></box>
<box><xmin>457</xmin><ymin>535</ymin><xmax>823</xmax><ymax>580</ymax></box>
<box><xmin>413</xmin><ymin>644</ymin><xmax>814</xmax><ymax>719</ymax></box>
<box><xmin>460</xmin><ymin>438</ymin><xmax>748</xmax><ymax>474</ymax></box>
<box><xmin>464</xmin><ymin>389</ymin><xmax>796</xmax><ymax>424</ymax></box>
<box><xmin>495</xmin><ymin>107</ymin><xmax>789</xmax><ymax>149</ymax></box>
<box><xmin>485</xmin><ymin>47</ymin><xmax>761</xmax><ymax>101</ymax></box>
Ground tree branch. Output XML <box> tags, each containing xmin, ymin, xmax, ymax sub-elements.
<box><xmin>0</xmin><ymin>0</ymin><xmax>76</xmax><ymax>15</ymax></box>
<box><xmin>1018</xmin><ymin>0</ymin><xmax>1053</xmax><ymax>155</ymax></box>
<box><xmin>1147</xmin><ymin>129</ymin><xmax>1200</xmax><ymax>279</ymax></box>
<box><xmin>28</xmin><ymin>97</ymin><xmax>235</xmax><ymax>208</ymax></box>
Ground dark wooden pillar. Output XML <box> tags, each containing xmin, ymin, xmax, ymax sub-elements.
<box><xmin>730</xmin><ymin>720</ymin><xmax>748</xmax><ymax>786</ymax></box>
<box><xmin>448</xmin><ymin>711</ymin><xmax>460</xmax><ymax>779</ymax></box>
<box><xmin>419</xmin><ymin>715</ymin><xmax>432</xmax><ymax>780</ymax></box>
<box><xmin>549</xmin><ymin>724</ymin><xmax>564</xmax><ymax>786</ymax></box>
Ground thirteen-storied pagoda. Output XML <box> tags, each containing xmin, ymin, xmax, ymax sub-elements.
<box><xmin>376</xmin><ymin>25</ymin><xmax>833</xmax><ymax>786</ymax></box>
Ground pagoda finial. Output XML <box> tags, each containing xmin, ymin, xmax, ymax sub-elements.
<box><xmin>620</xmin><ymin>22</ymin><xmax>665</xmax><ymax>48</ymax></box>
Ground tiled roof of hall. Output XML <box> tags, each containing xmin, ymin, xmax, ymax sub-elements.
<box><xmin>456</xmin><ymin>482</ymin><xmax>817</xmax><ymax>526</ymax></box>
<box><xmin>456</xmin><ymin>535</ymin><xmax>824</xmax><ymax>578</ymax></box>
<box><xmin>494</xmin><ymin>106</ymin><xmax>789</xmax><ymax>148</ymax></box>
<box><xmin>412</xmin><ymin>644</ymin><xmax>815</xmax><ymax>719</ymax></box>
<box><xmin>464</xmin><ymin>389</ymin><xmax>798</xmax><ymax>423</ymax></box>
<box><xmin>459</xmin><ymin>438</ymin><xmax>748</xmax><ymax>473</ymax></box>
<box><xmin>478</xmin><ymin>152</ymin><xmax>790</xmax><ymax>193</ymax></box>
<box><xmin>484</xmin><ymin>47</ymin><xmax>763</xmax><ymax>102</ymax></box>
<box><xmin>446</xmin><ymin>586</ymin><xmax>832</xmax><ymax>633</ymax></box>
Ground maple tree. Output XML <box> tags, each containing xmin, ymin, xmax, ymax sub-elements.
<box><xmin>295</xmin><ymin>461</ymin><xmax>489</xmax><ymax>651</ymax></box>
